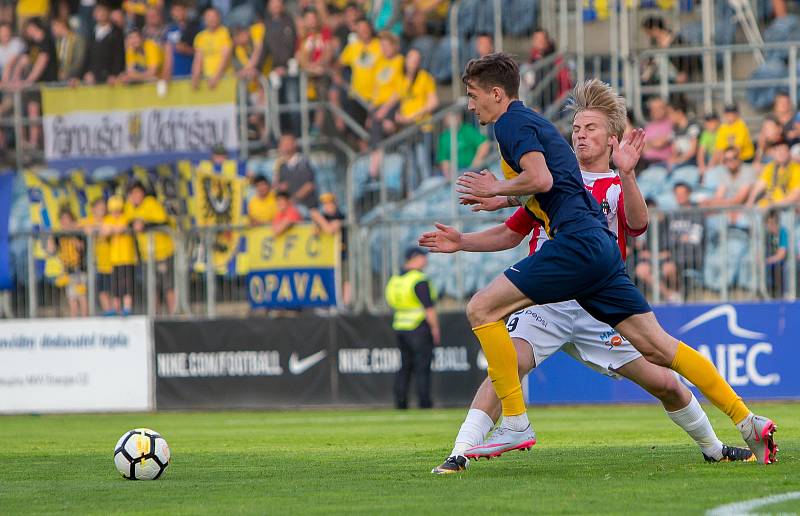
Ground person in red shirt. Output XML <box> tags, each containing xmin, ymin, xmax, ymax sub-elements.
<box><xmin>297</xmin><ymin>7</ymin><xmax>335</xmax><ymax>133</ymax></box>
<box><xmin>272</xmin><ymin>190</ymin><xmax>302</xmax><ymax>236</ymax></box>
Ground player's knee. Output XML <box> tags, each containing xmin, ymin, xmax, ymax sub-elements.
<box><xmin>639</xmin><ymin>347</ymin><xmax>673</xmax><ymax>368</ymax></box>
<box><xmin>466</xmin><ymin>293</ymin><xmax>492</xmax><ymax>327</ymax></box>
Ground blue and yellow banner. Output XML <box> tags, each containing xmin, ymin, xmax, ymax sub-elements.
<box><xmin>246</xmin><ymin>224</ymin><xmax>339</xmax><ymax>309</ymax></box>
<box><xmin>42</xmin><ymin>78</ymin><xmax>238</xmax><ymax>171</ymax></box>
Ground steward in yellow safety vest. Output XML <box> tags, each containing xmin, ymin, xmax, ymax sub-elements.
<box><xmin>384</xmin><ymin>247</ymin><xmax>440</xmax><ymax>409</ymax></box>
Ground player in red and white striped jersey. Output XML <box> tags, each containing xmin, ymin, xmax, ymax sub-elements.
<box><xmin>426</xmin><ymin>99</ymin><xmax>754</xmax><ymax>474</ymax></box>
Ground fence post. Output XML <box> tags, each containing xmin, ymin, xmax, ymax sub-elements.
<box><xmin>146</xmin><ymin>232</ymin><xmax>157</xmax><ymax>317</ymax></box>
<box><xmin>204</xmin><ymin>229</ymin><xmax>216</xmax><ymax>318</ymax></box>
<box><xmin>299</xmin><ymin>71</ymin><xmax>311</xmax><ymax>156</ymax></box>
<box><xmin>87</xmin><ymin>233</ymin><xmax>96</xmax><ymax>317</ymax></box>
<box><xmin>720</xmin><ymin>215</ymin><xmax>729</xmax><ymax>302</ymax></box>
<box><xmin>787</xmin><ymin>208</ymin><xmax>797</xmax><ymax>301</ymax></box>
<box><xmin>13</xmin><ymin>91</ymin><xmax>25</xmax><ymax>172</ymax></box>
<box><xmin>790</xmin><ymin>45</ymin><xmax>798</xmax><ymax>108</ymax></box>
<box><xmin>575</xmin><ymin>0</ymin><xmax>585</xmax><ymax>87</ymax></box>
<box><xmin>701</xmin><ymin>0</ymin><xmax>716</xmax><ymax>113</ymax></box>
<box><xmin>449</xmin><ymin>2</ymin><xmax>460</xmax><ymax>103</ymax></box>
<box><xmin>650</xmin><ymin>212</ymin><xmax>661</xmax><ymax>304</ymax></box>
<box><xmin>237</xmin><ymin>80</ymin><xmax>249</xmax><ymax>161</ymax></box>
<box><xmin>27</xmin><ymin>235</ymin><xmax>37</xmax><ymax>318</ymax></box>
<box><xmin>609</xmin><ymin>0</ymin><xmax>620</xmax><ymax>91</ymax></box>
<box><xmin>723</xmin><ymin>49</ymin><xmax>733</xmax><ymax>105</ymax></box>
<box><xmin>493</xmin><ymin>0</ymin><xmax>503</xmax><ymax>53</ymax></box>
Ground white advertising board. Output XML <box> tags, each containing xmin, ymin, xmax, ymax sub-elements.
<box><xmin>0</xmin><ymin>317</ymin><xmax>153</xmax><ymax>413</ymax></box>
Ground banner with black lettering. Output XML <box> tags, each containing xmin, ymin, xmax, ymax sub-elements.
<box><xmin>155</xmin><ymin>316</ymin><xmax>334</xmax><ymax>409</ymax></box>
<box><xmin>334</xmin><ymin>314</ymin><xmax>485</xmax><ymax>406</ymax></box>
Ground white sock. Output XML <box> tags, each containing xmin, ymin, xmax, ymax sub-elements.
<box><xmin>666</xmin><ymin>394</ymin><xmax>724</xmax><ymax>460</ymax></box>
<box><xmin>450</xmin><ymin>408</ymin><xmax>495</xmax><ymax>457</ymax></box>
<box><xmin>501</xmin><ymin>412</ymin><xmax>530</xmax><ymax>432</ymax></box>
<box><xmin>736</xmin><ymin>412</ymin><xmax>755</xmax><ymax>433</ymax></box>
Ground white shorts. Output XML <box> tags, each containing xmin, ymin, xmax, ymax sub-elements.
<box><xmin>507</xmin><ymin>300</ymin><xmax>642</xmax><ymax>378</ymax></box>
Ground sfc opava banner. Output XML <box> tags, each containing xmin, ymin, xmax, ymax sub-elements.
<box><xmin>0</xmin><ymin>317</ymin><xmax>153</xmax><ymax>413</ymax></box>
<box><xmin>245</xmin><ymin>224</ymin><xmax>340</xmax><ymax>309</ymax></box>
<box><xmin>42</xmin><ymin>78</ymin><xmax>238</xmax><ymax>171</ymax></box>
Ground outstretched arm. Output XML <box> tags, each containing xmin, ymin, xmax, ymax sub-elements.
<box><xmin>419</xmin><ymin>222</ymin><xmax>525</xmax><ymax>253</ymax></box>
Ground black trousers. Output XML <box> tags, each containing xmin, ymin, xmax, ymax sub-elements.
<box><xmin>394</xmin><ymin>323</ymin><xmax>434</xmax><ymax>409</ymax></box>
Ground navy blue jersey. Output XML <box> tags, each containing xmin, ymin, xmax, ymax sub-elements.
<box><xmin>494</xmin><ymin>101</ymin><xmax>607</xmax><ymax>236</ymax></box>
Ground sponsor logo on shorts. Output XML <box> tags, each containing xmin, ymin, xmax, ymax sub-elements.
<box><xmin>599</xmin><ymin>330</ymin><xmax>628</xmax><ymax>350</ymax></box>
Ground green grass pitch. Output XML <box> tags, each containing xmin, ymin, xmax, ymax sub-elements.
<box><xmin>2</xmin><ymin>402</ymin><xmax>799</xmax><ymax>514</ymax></box>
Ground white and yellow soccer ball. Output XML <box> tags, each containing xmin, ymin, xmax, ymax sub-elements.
<box><xmin>113</xmin><ymin>428</ymin><xmax>170</xmax><ymax>480</ymax></box>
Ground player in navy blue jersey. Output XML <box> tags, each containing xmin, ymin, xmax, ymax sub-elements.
<box><xmin>433</xmin><ymin>53</ymin><xmax>776</xmax><ymax>464</ymax></box>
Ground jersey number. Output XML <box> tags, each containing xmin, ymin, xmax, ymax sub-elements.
<box><xmin>507</xmin><ymin>317</ymin><xmax>519</xmax><ymax>332</ymax></box>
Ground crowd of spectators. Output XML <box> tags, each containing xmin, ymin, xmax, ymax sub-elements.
<box><xmin>631</xmin><ymin>86</ymin><xmax>800</xmax><ymax>302</ymax></box>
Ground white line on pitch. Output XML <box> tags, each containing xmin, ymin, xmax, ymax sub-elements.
<box><xmin>706</xmin><ymin>491</ymin><xmax>800</xmax><ymax>515</ymax></box>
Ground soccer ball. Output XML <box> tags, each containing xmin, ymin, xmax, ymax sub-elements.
<box><xmin>113</xmin><ymin>428</ymin><xmax>170</xmax><ymax>480</ymax></box>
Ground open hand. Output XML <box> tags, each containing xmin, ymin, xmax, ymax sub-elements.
<box><xmin>459</xmin><ymin>194</ymin><xmax>509</xmax><ymax>212</ymax></box>
<box><xmin>456</xmin><ymin>170</ymin><xmax>498</xmax><ymax>198</ymax></box>
<box><xmin>419</xmin><ymin>222</ymin><xmax>462</xmax><ymax>253</ymax></box>
<box><xmin>612</xmin><ymin>128</ymin><xmax>645</xmax><ymax>176</ymax></box>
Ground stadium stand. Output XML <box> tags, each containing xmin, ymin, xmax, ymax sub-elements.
<box><xmin>2</xmin><ymin>0</ymin><xmax>800</xmax><ymax>319</ymax></box>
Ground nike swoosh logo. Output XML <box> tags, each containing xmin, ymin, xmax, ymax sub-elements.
<box><xmin>509</xmin><ymin>267</ymin><xmax>520</xmax><ymax>272</ymax></box>
<box><xmin>288</xmin><ymin>350</ymin><xmax>328</xmax><ymax>375</ymax></box>
<box><xmin>678</xmin><ymin>304</ymin><xmax>767</xmax><ymax>339</ymax></box>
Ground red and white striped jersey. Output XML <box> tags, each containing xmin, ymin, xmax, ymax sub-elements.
<box><xmin>504</xmin><ymin>169</ymin><xmax>647</xmax><ymax>260</ymax></box>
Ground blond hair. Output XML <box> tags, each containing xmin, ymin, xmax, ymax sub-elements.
<box><xmin>565</xmin><ymin>79</ymin><xmax>627</xmax><ymax>140</ymax></box>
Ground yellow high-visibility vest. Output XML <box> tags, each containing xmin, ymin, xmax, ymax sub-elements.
<box><xmin>385</xmin><ymin>269</ymin><xmax>437</xmax><ymax>331</ymax></box>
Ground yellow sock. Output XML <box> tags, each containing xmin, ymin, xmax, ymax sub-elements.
<box><xmin>670</xmin><ymin>342</ymin><xmax>750</xmax><ymax>424</ymax></box>
<box><xmin>473</xmin><ymin>320</ymin><xmax>526</xmax><ymax>416</ymax></box>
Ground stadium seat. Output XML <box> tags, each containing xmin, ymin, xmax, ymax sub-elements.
<box><xmin>668</xmin><ymin>165</ymin><xmax>700</xmax><ymax>189</ymax></box>
<box><xmin>502</xmin><ymin>0</ymin><xmax>538</xmax><ymax>37</ymax></box>
<box><xmin>637</xmin><ymin>166</ymin><xmax>669</xmax><ymax>199</ymax></box>
<box><xmin>747</xmin><ymin>59</ymin><xmax>789</xmax><ymax>110</ymax></box>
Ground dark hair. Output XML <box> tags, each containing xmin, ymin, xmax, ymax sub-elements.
<box><xmin>253</xmin><ymin>175</ymin><xmax>270</xmax><ymax>185</ymax></box>
<box><xmin>704</xmin><ymin>111</ymin><xmax>719</xmax><ymax>121</ymax></box>
<box><xmin>641</xmin><ymin>16</ymin><xmax>666</xmax><ymax>31</ymax></box>
<box><xmin>128</xmin><ymin>181</ymin><xmax>146</xmax><ymax>194</ymax></box>
<box><xmin>24</xmin><ymin>17</ymin><xmax>45</xmax><ymax>32</ymax></box>
<box><xmin>462</xmin><ymin>52</ymin><xmax>520</xmax><ymax>98</ymax></box>
<box><xmin>723</xmin><ymin>146</ymin><xmax>740</xmax><ymax>156</ymax></box>
<box><xmin>276</xmin><ymin>190</ymin><xmax>291</xmax><ymax>200</ymax></box>
<box><xmin>58</xmin><ymin>205</ymin><xmax>75</xmax><ymax>220</ymax></box>
<box><xmin>769</xmin><ymin>134</ymin><xmax>790</xmax><ymax>149</ymax></box>
<box><xmin>673</xmin><ymin>181</ymin><xmax>692</xmax><ymax>192</ymax></box>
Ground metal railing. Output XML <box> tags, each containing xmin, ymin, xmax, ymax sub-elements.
<box><xmin>4</xmin><ymin>204</ymin><xmax>798</xmax><ymax>320</ymax></box>
<box><xmin>632</xmin><ymin>41</ymin><xmax>800</xmax><ymax>121</ymax></box>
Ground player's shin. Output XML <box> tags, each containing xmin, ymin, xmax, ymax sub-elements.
<box><xmin>670</xmin><ymin>342</ymin><xmax>750</xmax><ymax>425</ymax></box>
<box><xmin>451</xmin><ymin>408</ymin><xmax>495</xmax><ymax>457</ymax></box>
<box><xmin>666</xmin><ymin>393</ymin><xmax>724</xmax><ymax>460</ymax></box>
<box><xmin>472</xmin><ymin>321</ymin><xmax>528</xmax><ymax>429</ymax></box>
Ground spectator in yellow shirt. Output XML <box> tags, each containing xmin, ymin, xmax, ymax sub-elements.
<box><xmin>746</xmin><ymin>137</ymin><xmax>800</xmax><ymax>208</ymax></box>
<box><xmin>713</xmin><ymin>103</ymin><xmax>754</xmax><ymax>165</ymax></box>
<box><xmin>247</xmin><ymin>175</ymin><xmax>278</xmax><ymax>226</ymax></box>
<box><xmin>82</xmin><ymin>198</ymin><xmax>115</xmax><ymax>316</ymax></box>
<box><xmin>123</xmin><ymin>28</ymin><xmax>163</xmax><ymax>83</ymax></box>
<box><xmin>331</xmin><ymin>18</ymin><xmax>381</xmax><ymax>131</ymax></box>
<box><xmin>126</xmin><ymin>181</ymin><xmax>176</xmax><ymax>315</ymax></box>
<box><xmin>395</xmin><ymin>48</ymin><xmax>438</xmax><ymax>128</ymax></box>
<box><xmin>191</xmin><ymin>7</ymin><xmax>232</xmax><ymax>90</ymax></box>
<box><xmin>102</xmin><ymin>196</ymin><xmax>136</xmax><ymax>316</ymax></box>
<box><xmin>366</xmin><ymin>31</ymin><xmax>404</xmax><ymax>177</ymax></box>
